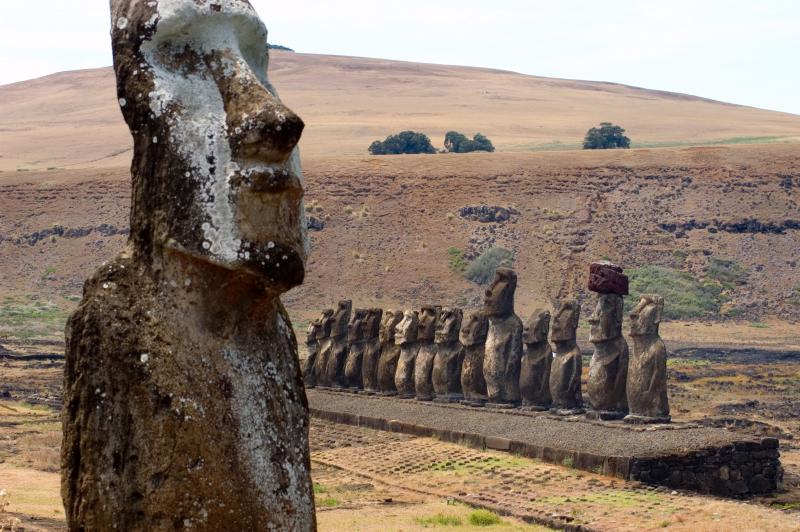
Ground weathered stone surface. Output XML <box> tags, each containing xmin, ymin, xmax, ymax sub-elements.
<box><xmin>301</xmin><ymin>318</ymin><xmax>322</xmax><ymax>388</ymax></box>
<box><xmin>549</xmin><ymin>300</ymin><xmax>584</xmax><ymax>414</ymax></box>
<box><xmin>413</xmin><ymin>306</ymin><xmax>439</xmax><ymax>401</ymax></box>
<box><xmin>323</xmin><ymin>300</ymin><xmax>352</xmax><ymax>389</ymax></box>
<box><xmin>377</xmin><ymin>310</ymin><xmax>403</xmax><ymax>394</ymax></box>
<box><xmin>588</xmin><ymin>261</ymin><xmax>629</xmax><ymax>296</ymax></box>
<box><xmin>586</xmin><ymin>294</ymin><xmax>629</xmax><ymax>418</ymax></box>
<box><xmin>483</xmin><ymin>268</ymin><xmax>523</xmax><ymax>406</ymax></box>
<box><xmin>394</xmin><ymin>310</ymin><xmax>419</xmax><ymax>398</ymax></box>
<box><xmin>432</xmin><ymin>308</ymin><xmax>464</xmax><ymax>402</ymax></box>
<box><xmin>344</xmin><ymin>308</ymin><xmax>368</xmax><ymax>389</ymax></box>
<box><xmin>62</xmin><ymin>2</ymin><xmax>315</xmax><ymax>529</ymax></box>
<box><xmin>520</xmin><ymin>309</ymin><xmax>552</xmax><ymax>410</ymax></box>
<box><xmin>626</xmin><ymin>294</ymin><xmax>670</xmax><ymax>423</ymax></box>
<box><xmin>360</xmin><ymin>308</ymin><xmax>383</xmax><ymax>392</ymax></box>
<box><xmin>460</xmin><ymin>311</ymin><xmax>489</xmax><ymax>406</ymax></box>
<box><xmin>314</xmin><ymin>309</ymin><xmax>335</xmax><ymax>386</ymax></box>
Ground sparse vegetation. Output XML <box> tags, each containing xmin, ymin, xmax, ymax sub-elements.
<box><xmin>415</xmin><ymin>513</ymin><xmax>463</xmax><ymax>527</ymax></box>
<box><xmin>561</xmin><ymin>456</ymin><xmax>575</xmax><ymax>468</ymax></box>
<box><xmin>447</xmin><ymin>247</ymin><xmax>467</xmax><ymax>273</ymax></box>
<box><xmin>444</xmin><ymin>131</ymin><xmax>495</xmax><ymax>153</ymax></box>
<box><xmin>706</xmin><ymin>257</ymin><xmax>747</xmax><ymax>285</ymax></box>
<box><xmin>369</xmin><ymin>131</ymin><xmax>436</xmax><ymax>155</ymax></box>
<box><xmin>468</xmin><ymin>509</ymin><xmax>502</xmax><ymax>526</ymax></box>
<box><xmin>0</xmin><ymin>296</ymin><xmax>71</xmax><ymax>339</ymax></box>
<box><xmin>626</xmin><ymin>266</ymin><xmax>724</xmax><ymax>319</ymax></box>
<box><xmin>583</xmin><ymin>122</ymin><xmax>630</xmax><ymax>149</ymax></box>
<box><xmin>464</xmin><ymin>247</ymin><xmax>514</xmax><ymax>285</ymax></box>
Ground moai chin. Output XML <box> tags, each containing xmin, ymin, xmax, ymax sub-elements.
<box><xmin>62</xmin><ymin>2</ymin><xmax>315</xmax><ymax>530</ymax></box>
<box><xmin>413</xmin><ymin>306</ymin><xmax>439</xmax><ymax>401</ymax></box>
<box><xmin>482</xmin><ymin>268</ymin><xmax>524</xmax><ymax>408</ymax></box>
<box><xmin>301</xmin><ymin>319</ymin><xmax>322</xmax><ymax>388</ymax></box>
<box><xmin>586</xmin><ymin>294</ymin><xmax>629</xmax><ymax>420</ymax></box>
<box><xmin>360</xmin><ymin>308</ymin><xmax>384</xmax><ymax>393</ymax></box>
<box><xmin>460</xmin><ymin>311</ymin><xmax>489</xmax><ymax>406</ymax></box>
<box><xmin>625</xmin><ymin>294</ymin><xmax>671</xmax><ymax>424</ymax></box>
<box><xmin>343</xmin><ymin>308</ymin><xmax>369</xmax><ymax>391</ymax></box>
<box><xmin>376</xmin><ymin>309</ymin><xmax>403</xmax><ymax>395</ymax></box>
<box><xmin>520</xmin><ymin>309</ymin><xmax>553</xmax><ymax>410</ymax></box>
<box><xmin>432</xmin><ymin>308</ymin><xmax>465</xmax><ymax>402</ymax></box>
<box><xmin>548</xmin><ymin>300</ymin><xmax>584</xmax><ymax>415</ymax></box>
<box><xmin>313</xmin><ymin>309</ymin><xmax>335</xmax><ymax>387</ymax></box>
<box><xmin>323</xmin><ymin>299</ymin><xmax>352</xmax><ymax>389</ymax></box>
<box><xmin>394</xmin><ymin>310</ymin><xmax>419</xmax><ymax>398</ymax></box>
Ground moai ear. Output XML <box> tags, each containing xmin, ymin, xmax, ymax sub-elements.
<box><xmin>651</xmin><ymin>295</ymin><xmax>664</xmax><ymax>324</ymax></box>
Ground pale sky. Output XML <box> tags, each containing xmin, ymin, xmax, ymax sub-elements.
<box><xmin>2</xmin><ymin>1</ymin><xmax>798</xmax><ymax>115</ymax></box>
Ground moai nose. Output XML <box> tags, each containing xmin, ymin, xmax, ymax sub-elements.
<box><xmin>231</xmin><ymin>99</ymin><xmax>305</xmax><ymax>162</ymax></box>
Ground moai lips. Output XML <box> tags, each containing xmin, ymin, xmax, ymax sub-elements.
<box><xmin>460</xmin><ymin>311</ymin><xmax>489</xmax><ymax>406</ymax></box>
<box><xmin>432</xmin><ymin>308</ymin><xmax>464</xmax><ymax>402</ymax></box>
<box><xmin>520</xmin><ymin>309</ymin><xmax>553</xmax><ymax>410</ymax></box>
<box><xmin>483</xmin><ymin>268</ymin><xmax>523</xmax><ymax>407</ymax></box>
<box><xmin>588</xmin><ymin>261</ymin><xmax>629</xmax><ymax>296</ymax></box>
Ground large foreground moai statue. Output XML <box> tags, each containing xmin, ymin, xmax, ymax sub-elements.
<box><xmin>361</xmin><ymin>308</ymin><xmax>384</xmax><ymax>393</ymax></box>
<box><xmin>324</xmin><ymin>299</ymin><xmax>352</xmax><ymax>388</ymax></box>
<box><xmin>519</xmin><ymin>309</ymin><xmax>552</xmax><ymax>410</ymax></box>
<box><xmin>483</xmin><ymin>268</ymin><xmax>523</xmax><ymax>407</ymax></box>
<box><xmin>377</xmin><ymin>310</ymin><xmax>403</xmax><ymax>394</ymax></box>
<box><xmin>394</xmin><ymin>310</ymin><xmax>419</xmax><ymax>398</ymax></box>
<box><xmin>432</xmin><ymin>307</ymin><xmax>464</xmax><ymax>402</ymax></box>
<box><xmin>302</xmin><ymin>319</ymin><xmax>322</xmax><ymax>388</ymax></box>
<box><xmin>413</xmin><ymin>306</ymin><xmax>439</xmax><ymax>401</ymax></box>
<box><xmin>62</xmin><ymin>1</ymin><xmax>315</xmax><ymax>529</ymax></box>
<box><xmin>586</xmin><ymin>295</ymin><xmax>629</xmax><ymax>419</ymax></box>
<box><xmin>343</xmin><ymin>308</ymin><xmax>368</xmax><ymax>390</ymax></box>
<box><xmin>460</xmin><ymin>311</ymin><xmax>489</xmax><ymax>406</ymax></box>
<box><xmin>314</xmin><ymin>309</ymin><xmax>334</xmax><ymax>386</ymax></box>
<box><xmin>549</xmin><ymin>300</ymin><xmax>584</xmax><ymax>414</ymax></box>
<box><xmin>625</xmin><ymin>294</ymin><xmax>671</xmax><ymax>424</ymax></box>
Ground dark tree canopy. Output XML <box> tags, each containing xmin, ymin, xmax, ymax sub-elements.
<box><xmin>444</xmin><ymin>131</ymin><xmax>495</xmax><ymax>153</ymax></box>
<box><xmin>369</xmin><ymin>131</ymin><xmax>437</xmax><ymax>155</ymax></box>
<box><xmin>583</xmin><ymin>122</ymin><xmax>631</xmax><ymax>149</ymax></box>
<box><xmin>267</xmin><ymin>43</ymin><xmax>294</xmax><ymax>52</ymax></box>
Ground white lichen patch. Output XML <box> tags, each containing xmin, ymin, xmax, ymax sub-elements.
<box><xmin>116</xmin><ymin>17</ymin><xmax>128</xmax><ymax>30</ymax></box>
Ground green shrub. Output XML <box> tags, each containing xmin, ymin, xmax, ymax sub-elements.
<box><xmin>583</xmin><ymin>122</ymin><xmax>630</xmax><ymax>149</ymax></box>
<box><xmin>415</xmin><ymin>513</ymin><xmax>463</xmax><ymax>527</ymax></box>
<box><xmin>369</xmin><ymin>131</ymin><xmax>436</xmax><ymax>155</ymax></box>
<box><xmin>464</xmin><ymin>247</ymin><xmax>514</xmax><ymax>285</ymax></box>
<box><xmin>468</xmin><ymin>509</ymin><xmax>502</xmax><ymax>526</ymax></box>
<box><xmin>447</xmin><ymin>247</ymin><xmax>467</xmax><ymax>273</ymax></box>
<box><xmin>626</xmin><ymin>266</ymin><xmax>723</xmax><ymax>319</ymax></box>
<box><xmin>444</xmin><ymin>131</ymin><xmax>495</xmax><ymax>153</ymax></box>
<box><xmin>706</xmin><ymin>258</ymin><xmax>747</xmax><ymax>284</ymax></box>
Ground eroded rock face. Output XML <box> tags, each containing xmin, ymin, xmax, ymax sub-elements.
<box><xmin>360</xmin><ymin>308</ymin><xmax>384</xmax><ymax>392</ymax></box>
<box><xmin>548</xmin><ymin>300</ymin><xmax>584</xmax><ymax>414</ymax></box>
<box><xmin>431</xmin><ymin>308</ymin><xmax>464</xmax><ymax>402</ymax></box>
<box><xmin>482</xmin><ymin>268</ymin><xmax>523</xmax><ymax>406</ymax></box>
<box><xmin>586</xmin><ymin>294</ymin><xmax>629</xmax><ymax>419</ymax></box>
<box><xmin>413</xmin><ymin>306</ymin><xmax>439</xmax><ymax>401</ymax></box>
<box><xmin>460</xmin><ymin>311</ymin><xmax>489</xmax><ymax>406</ymax></box>
<box><xmin>394</xmin><ymin>310</ymin><xmax>419</xmax><ymax>398</ymax></box>
<box><xmin>520</xmin><ymin>309</ymin><xmax>552</xmax><ymax>410</ymax></box>
<box><xmin>377</xmin><ymin>310</ymin><xmax>403</xmax><ymax>394</ymax></box>
<box><xmin>301</xmin><ymin>319</ymin><xmax>322</xmax><ymax>388</ymax></box>
<box><xmin>62</xmin><ymin>2</ymin><xmax>315</xmax><ymax>529</ymax></box>
<box><xmin>323</xmin><ymin>299</ymin><xmax>352</xmax><ymax>388</ymax></box>
<box><xmin>343</xmin><ymin>308</ymin><xmax>368</xmax><ymax>390</ymax></box>
<box><xmin>626</xmin><ymin>294</ymin><xmax>671</xmax><ymax>424</ymax></box>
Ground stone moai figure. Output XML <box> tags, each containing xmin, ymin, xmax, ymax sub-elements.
<box><xmin>360</xmin><ymin>308</ymin><xmax>384</xmax><ymax>393</ymax></box>
<box><xmin>62</xmin><ymin>2</ymin><xmax>315</xmax><ymax>529</ymax></box>
<box><xmin>314</xmin><ymin>309</ymin><xmax>335</xmax><ymax>387</ymax></box>
<box><xmin>548</xmin><ymin>300</ymin><xmax>584</xmax><ymax>415</ymax></box>
<box><xmin>586</xmin><ymin>294</ymin><xmax>630</xmax><ymax>419</ymax></box>
<box><xmin>394</xmin><ymin>310</ymin><xmax>419</xmax><ymax>398</ymax></box>
<box><xmin>413</xmin><ymin>306</ymin><xmax>439</xmax><ymax>401</ymax></box>
<box><xmin>377</xmin><ymin>310</ymin><xmax>404</xmax><ymax>395</ymax></box>
<box><xmin>432</xmin><ymin>307</ymin><xmax>464</xmax><ymax>402</ymax></box>
<box><xmin>301</xmin><ymin>319</ymin><xmax>321</xmax><ymax>388</ymax></box>
<box><xmin>460</xmin><ymin>311</ymin><xmax>489</xmax><ymax>406</ymax></box>
<box><xmin>343</xmin><ymin>308</ymin><xmax>368</xmax><ymax>390</ymax></box>
<box><xmin>625</xmin><ymin>294</ymin><xmax>671</xmax><ymax>424</ymax></box>
<box><xmin>483</xmin><ymin>268</ymin><xmax>524</xmax><ymax>407</ymax></box>
<box><xmin>324</xmin><ymin>299</ymin><xmax>352</xmax><ymax>389</ymax></box>
<box><xmin>520</xmin><ymin>309</ymin><xmax>553</xmax><ymax>410</ymax></box>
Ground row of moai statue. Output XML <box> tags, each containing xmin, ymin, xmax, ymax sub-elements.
<box><xmin>302</xmin><ymin>265</ymin><xmax>670</xmax><ymax>423</ymax></box>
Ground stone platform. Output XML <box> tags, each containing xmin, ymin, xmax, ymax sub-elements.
<box><xmin>307</xmin><ymin>389</ymin><xmax>782</xmax><ymax>497</ymax></box>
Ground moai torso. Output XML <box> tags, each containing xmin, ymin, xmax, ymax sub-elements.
<box><xmin>520</xmin><ymin>309</ymin><xmax>553</xmax><ymax>409</ymax></box>
<box><xmin>432</xmin><ymin>308</ymin><xmax>464</xmax><ymax>402</ymax></box>
<box><xmin>62</xmin><ymin>2</ymin><xmax>315</xmax><ymax>529</ymax></box>
<box><xmin>413</xmin><ymin>306</ymin><xmax>439</xmax><ymax>401</ymax></box>
<box><xmin>344</xmin><ymin>309</ymin><xmax>368</xmax><ymax>390</ymax></box>
<box><xmin>483</xmin><ymin>268</ymin><xmax>523</xmax><ymax>406</ymax></box>
<box><xmin>394</xmin><ymin>310</ymin><xmax>419</xmax><ymax>398</ymax></box>
<box><xmin>361</xmin><ymin>308</ymin><xmax>384</xmax><ymax>392</ymax></box>
<box><xmin>314</xmin><ymin>310</ymin><xmax>335</xmax><ymax>387</ymax></box>
<box><xmin>587</xmin><ymin>294</ymin><xmax>629</xmax><ymax>417</ymax></box>
<box><xmin>460</xmin><ymin>311</ymin><xmax>489</xmax><ymax>405</ymax></box>
<box><xmin>625</xmin><ymin>295</ymin><xmax>670</xmax><ymax>423</ymax></box>
<box><xmin>301</xmin><ymin>319</ymin><xmax>321</xmax><ymax>388</ymax></box>
<box><xmin>377</xmin><ymin>310</ymin><xmax>403</xmax><ymax>394</ymax></box>
<box><xmin>548</xmin><ymin>300</ymin><xmax>584</xmax><ymax>414</ymax></box>
<box><xmin>324</xmin><ymin>300</ymin><xmax>352</xmax><ymax>389</ymax></box>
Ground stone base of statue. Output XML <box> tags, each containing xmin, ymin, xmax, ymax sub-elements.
<box><xmin>433</xmin><ymin>394</ymin><xmax>463</xmax><ymax>404</ymax></box>
<box><xmin>586</xmin><ymin>409</ymin><xmax>627</xmax><ymax>421</ymax></box>
<box><xmin>520</xmin><ymin>402</ymin><xmax>550</xmax><ymax>412</ymax></box>
<box><xmin>460</xmin><ymin>399</ymin><xmax>486</xmax><ymax>407</ymax></box>
<box><xmin>486</xmin><ymin>401</ymin><xmax>519</xmax><ymax>409</ymax></box>
<box><xmin>397</xmin><ymin>393</ymin><xmax>416</xmax><ymax>399</ymax></box>
<box><xmin>624</xmin><ymin>414</ymin><xmax>671</xmax><ymax>425</ymax></box>
<box><xmin>415</xmin><ymin>394</ymin><xmax>434</xmax><ymax>402</ymax></box>
<box><xmin>551</xmin><ymin>407</ymin><xmax>585</xmax><ymax>416</ymax></box>
<box><xmin>377</xmin><ymin>391</ymin><xmax>398</xmax><ymax>397</ymax></box>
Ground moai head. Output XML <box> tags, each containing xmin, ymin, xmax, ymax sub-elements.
<box><xmin>395</xmin><ymin>310</ymin><xmax>419</xmax><ymax>346</ymax></box>
<box><xmin>417</xmin><ymin>306</ymin><xmax>438</xmax><ymax>342</ymax></box>
<box><xmin>550</xmin><ymin>300</ymin><xmax>580</xmax><ymax>343</ymax></box>
<box><xmin>331</xmin><ymin>300</ymin><xmax>352</xmax><ymax>339</ymax></box>
<box><xmin>110</xmin><ymin>0</ymin><xmax>306</xmax><ymax>293</ymax></box>
<box><xmin>459</xmin><ymin>311</ymin><xmax>489</xmax><ymax>347</ymax></box>
<box><xmin>347</xmin><ymin>309</ymin><xmax>368</xmax><ymax>342</ymax></box>
<box><xmin>588</xmin><ymin>294</ymin><xmax>624</xmax><ymax>343</ymax></box>
<box><xmin>366</xmin><ymin>308</ymin><xmax>383</xmax><ymax>339</ymax></box>
<box><xmin>305</xmin><ymin>319</ymin><xmax>321</xmax><ymax>345</ymax></box>
<box><xmin>317</xmin><ymin>309</ymin><xmax>334</xmax><ymax>340</ymax></box>
<box><xmin>629</xmin><ymin>294</ymin><xmax>664</xmax><ymax>336</ymax></box>
<box><xmin>523</xmin><ymin>308</ymin><xmax>551</xmax><ymax>344</ymax></box>
<box><xmin>435</xmin><ymin>308</ymin><xmax>463</xmax><ymax>344</ymax></box>
<box><xmin>380</xmin><ymin>310</ymin><xmax>403</xmax><ymax>344</ymax></box>
<box><xmin>483</xmin><ymin>268</ymin><xmax>517</xmax><ymax>318</ymax></box>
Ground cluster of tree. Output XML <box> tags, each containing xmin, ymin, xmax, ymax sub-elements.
<box><xmin>443</xmin><ymin>131</ymin><xmax>495</xmax><ymax>153</ymax></box>
<box><xmin>368</xmin><ymin>130</ymin><xmax>495</xmax><ymax>155</ymax></box>
<box><xmin>267</xmin><ymin>43</ymin><xmax>294</xmax><ymax>52</ymax></box>
<box><xmin>583</xmin><ymin>122</ymin><xmax>630</xmax><ymax>149</ymax></box>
